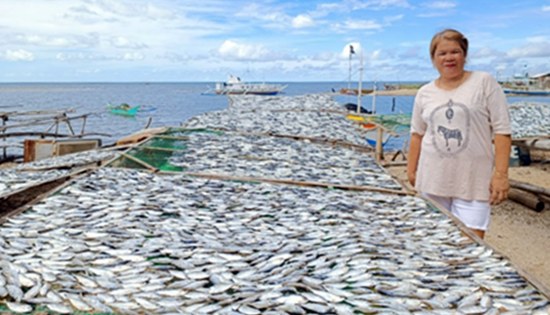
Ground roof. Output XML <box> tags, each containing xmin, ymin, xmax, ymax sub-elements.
<box><xmin>531</xmin><ymin>72</ymin><xmax>550</xmax><ymax>78</ymax></box>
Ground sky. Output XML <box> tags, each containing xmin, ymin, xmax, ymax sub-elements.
<box><xmin>0</xmin><ymin>0</ymin><xmax>549</xmax><ymax>82</ymax></box>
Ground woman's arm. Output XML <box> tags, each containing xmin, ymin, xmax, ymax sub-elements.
<box><xmin>490</xmin><ymin>134</ymin><xmax>512</xmax><ymax>205</ymax></box>
<box><xmin>407</xmin><ymin>132</ymin><xmax>423</xmax><ymax>187</ymax></box>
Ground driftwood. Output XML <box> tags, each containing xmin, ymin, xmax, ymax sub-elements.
<box><xmin>508</xmin><ymin>188</ymin><xmax>545</xmax><ymax>212</ymax></box>
<box><xmin>510</xmin><ymin>179</ymin><xmax>550</xmax><ymax>198</ymax></box>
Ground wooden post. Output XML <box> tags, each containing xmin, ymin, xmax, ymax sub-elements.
<box><xmin>2</xmin><ymin>116</ymin><xmax>6</xmax><ymax>159</ymax></box>
<box><xmin>375</xmin><ymin>126</ymin><xmax>383</xmax><ymax>161</ymax></box>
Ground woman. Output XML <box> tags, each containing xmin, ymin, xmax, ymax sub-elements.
<box><xmin>407</xmin><ymin>29</ymin><xmax>512</xmax><ymax>239</ymax></box>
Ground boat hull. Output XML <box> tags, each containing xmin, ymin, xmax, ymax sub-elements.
<box><xmin>215</xmin><ymin>90</ymin><xmax>282</xmax><ymax>96</ymax></box>
<box><xmin>108</xmin><ymin>106</ymin><xmax>140</xmax><ymax>117</ymax></box>
<box><xmin>503</xmin><ymin>89</ymin><xmax>550</xmax><ymax>96</ymax></box>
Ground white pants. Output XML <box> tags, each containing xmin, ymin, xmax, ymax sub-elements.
<box><xmin>423</xmin><ymin>193</ymin><xmax>491</xmax><ymax>231</ymax></box>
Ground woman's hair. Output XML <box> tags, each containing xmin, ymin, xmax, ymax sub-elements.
<box><xmin>429</xmin><ymin>29</ymin><xmax>468</xmax><ymax>59</ymax></box>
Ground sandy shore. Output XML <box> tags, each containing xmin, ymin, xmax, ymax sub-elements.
<box><xmin>373</xmin><ymin>88</ymin><xmax>419</xmax><ymax>96</ymax></box>
<box><xmin>385</xmin><ymin>151</ymin><xmax>550</xmax><ymax>296</ymax></box>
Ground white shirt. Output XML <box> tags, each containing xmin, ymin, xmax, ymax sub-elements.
<box><xmin>411</xmin><ymin>71</ymin><xmax>511</xmax><ymax>201</ymax></box>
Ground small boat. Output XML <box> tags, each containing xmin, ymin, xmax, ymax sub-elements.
<box><xmin>107</xmin><ymin>104</ymin><xmax>140</xmax><ymax>117</ymax></box>
<box><xmin>339</xmin><ymin>88</ymin><xmax>373</xmax><ymax>95</ymax></box>
<box><xmin>503</xmin><ymin>88</ymin><xmax>550</xmax><ymax>96</ymax></box>
<box><xmin>214</xmin><ymin>75</ymin><xmax>287</xmax><ymax>95</ymax></box>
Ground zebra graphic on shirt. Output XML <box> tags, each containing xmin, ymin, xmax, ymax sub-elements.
<box><xmin>437</xmin><ymin>125</ymin><xmax>463</xmax><ymax>147</ymax></box>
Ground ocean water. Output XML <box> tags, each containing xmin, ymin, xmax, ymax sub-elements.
<box><xmin>0</xmin><ymin>82</ymin><xmax>548</xmax><ymax>157</ymax></box>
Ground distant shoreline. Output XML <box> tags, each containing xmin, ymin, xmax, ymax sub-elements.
<box><xmin>372</xmin><ymin>88</ymin><xmax>419</xmax><ymax>96</ymax></box>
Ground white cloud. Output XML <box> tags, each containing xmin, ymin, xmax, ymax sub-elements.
<box><xmin>424</xmin><ymin>1</ymin><xmax>457</xmax><ymax>9</ymax></box>
<box><xmin>292</xmin><ymin>15</ymin><xmax>315</xmax><ymax>28</ymax></box>
<box><xmin>352</xmin><ymin>0</ymin><xmax>412</xmax><ymax>10</ymax></box>
<box><xmin>507</xmin><ymin>37</ymin><xmax>550</xmax><ymax>58</ymax></box>
<box><xmin>334</xmin><ymin>19</ymin><xmax>383</xmax><ymax>31</ymax></box>
<box><xmin>384</xmin><ymin>14</ymin><xmax>404</xmax><ymax>23</ymax></box>
<box><xmin>543</xmin><ymin>5</ymin><xmax>550</xmax><ymax>11</ymax></box>
<box><xmin>218</xmin><ymin>40</ymin><xmax>273</xmax><ymax>61</ymax></box>
<box><xmin>110</xmin><ymin>36</ymin><xmax>148</xmax><ymax>49</ymax></box>
<box><xmin>121</xmin><ymin>52</ymin><xmax>145</xmax><ymax>61</ymax></box>
<box><xmin>3</xmin><ymin>49</ymin><xmax>34</xmax><ymax>61</ymax></box>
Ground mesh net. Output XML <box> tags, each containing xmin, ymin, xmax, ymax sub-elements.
<box><xmin>109</xmin><ymin>128</ymin><xmax>224</xmax><ymax>172</ymax></box>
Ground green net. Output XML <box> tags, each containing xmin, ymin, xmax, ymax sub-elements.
<box><xmin>369</xmin><ymin>113</ymin><xmax>411</xmax><ymax>133</ymax></box>
<box><xmin>108</xmin><ymin>128</ymin><xmax>224</xmax><ymax>172</ymax></box>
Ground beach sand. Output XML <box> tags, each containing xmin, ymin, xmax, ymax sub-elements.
<box><xmin>384</xmin><ymin>151</ymin><xmax>550</xmax><ymax>294</ymax></box>
<box><xmin>373</xmin><ymin>88</ymin><xmax>419</xmax><ymax>96</ymax></box>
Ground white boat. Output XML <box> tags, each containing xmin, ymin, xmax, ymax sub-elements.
<box><xmin>214</xmin><ymin>75</ymin><xmax>287</xmax><ymax>95</ymax></box>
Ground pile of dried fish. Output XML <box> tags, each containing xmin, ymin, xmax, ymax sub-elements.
<box><xmin>1</xmin><ymin>167</ymin><xmax>549</xmax><ymax>314</ymax></box>
<box><xmin>168</xmin><ymin>130</ymin><xmax>400</xmax><ymax>190</ymax></box>
<box><xmin>0</xmin><ymin>149</ymin><xmax>117</xmax><ymax>197</ymax></box>
<box><xmin>0</xmin><ymin>168</ymin><xmax>68</xmax><ymax>197</ymax></box>
<box><xmin>13</xmin><ymin>149</ymin><xmax>117</xmax><ymax>171</ymax></box>
<box><xmin>227</xmin><ymin>94</ymin><xmax>341</xmax><ymax>112</ymax></box>
<box><xmin>182</xmin><ymin>94</ymin><xmax>366</xmax><ymax>147</ymax></box>
<box><xmin>509</xmin><ymin>102</ymin><xmax>550</xmax><ymax>139</ymax></box>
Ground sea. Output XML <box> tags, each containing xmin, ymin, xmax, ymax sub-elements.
<box><xmin>0</xmin><ymin>82</ymin><xmax>548</xmax><ymax>158</ymax></box>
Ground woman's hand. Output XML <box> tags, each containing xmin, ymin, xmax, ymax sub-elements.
<box><xmin>407</xmin><ymin>170</ymin><xmax>416</xmax><ymax>187</ymax></box>
<box><xmin>490</xmin><ymin>171</ymin><xmax>509</xmax><ymax>205</ymax></box>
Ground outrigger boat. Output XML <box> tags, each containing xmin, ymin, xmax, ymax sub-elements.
<box><xmin>107</xmin><ymin>104</ymin><xmax>140</xmax><ymax>117</ymax></box>
<box><xmin>214</xmin><ymin>75</ymin><xmax>287</xmax><ymax>95</ymax></box>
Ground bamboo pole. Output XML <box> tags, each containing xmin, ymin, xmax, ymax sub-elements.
<box><xmin>508</xmin><ymin>188</ymin><xmax>545</xmax><ymax>212</ymax></box>
<box><xmin>375</xmin><ymin>126</ymin><xmax>384</xmax><ymax>162</ymax></box>
<box><xmin>2</xmin><ymin>116</ymin><xmax>6</xmax><ymax>159</ymax></box>
<box><xmin>153</xmin><ymin>135</ymin><xmax>191</xmax><ymax>141</ymax></box>
<box><xmin>183</xmin><ymin>171</ymin><xmax>413</xmax><ymax>196</ymax></box>
<box><xmin>139</xmin><ymin>146</ymin><xmax>185</xmax><ymax>153</ymax></box>
<box><xmin>119</xmin><ymin>152</ymin><xmax>158</xmax><ymax>172</ymax></box>
<box><xmin>0</xmin><ymin>131</ymin><xmax>111</xmax><ymax>138</ymax></box>
<box><xmin>510</xmin><ymin>179</ymin><xmax>550</xmax><ymax>198</ymax></box>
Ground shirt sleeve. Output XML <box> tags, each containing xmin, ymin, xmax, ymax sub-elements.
<box><xmin>410</xmin><ymin>92</ymin><xmax>427</xmax><ymax>135</ymax></box>
<box><xmin>485</xmin><ymin>75</ymin><xmax>512</xmax><ymax>135</ymax></box>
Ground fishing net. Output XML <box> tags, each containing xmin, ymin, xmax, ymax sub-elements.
<box><xmin>109</xmin><ymin>128</ymin><xmax>224</xmax><ymax>172</ymax></box>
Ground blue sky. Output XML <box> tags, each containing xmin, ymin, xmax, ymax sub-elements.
<box><xmin>0</xmin><ymin>0</ymin><xmax>548</xmax><ymax>82</ymax></box>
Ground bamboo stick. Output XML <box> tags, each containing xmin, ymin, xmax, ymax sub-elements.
<box><xmin>0</xmin><ymin>131</ymin><xmax>111</xmax><ymax>138</ymax></box>
<box><xmin>139</xmin><ymin>146</ymin><xmax>186</xmax><ymax>153</ymax></box>
<box><xmin>183</xmin><ymin>171</ymin><xmax>413</xmax><ymax>196</ymax></box>
<box><xmin>510</xmin><ymin>179</ymin><xmax>550</xmax><ymax>198</ymax></box>
<box><xmin>119</xmin><ymin>152</ymin><xmax>158</xmax><ymax>172</ymax></box>
<box><xmin>508</xmin><ymin>188</ymin><xmax>545</xmax><ymax>212</ymax></box>
<box><xmin>152</xmin><ymin>135</ymin><xmax>191</xmax><ymax>141</ymax></box>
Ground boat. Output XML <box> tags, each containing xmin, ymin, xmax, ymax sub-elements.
<box><xmin>503</xmin><ymin>88</ymin><xmax>550</xmax><ymax>96</ymax></box>
<box><xmin>107</xmin><ymin>104</ymin><xmax>140</xmax><ymax>117</ymax></box>
<box><xmin>214</xmin><ymin>75</ymin><xmax>287</xmax><ymax>95</ymax></box>
<box><xmin>501</xmin><ymin>71</ymin><xmax>550</xmax><ymax>96</ymax></box>
<box><xmin>339</xmin><ymin>88</ymin><xmax>373</xmax><ymax>95</ymax></box>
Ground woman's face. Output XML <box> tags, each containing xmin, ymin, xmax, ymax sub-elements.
<box><xmin>432</xmin><ymin>39</ymin><xmax>466</xmax><ymax>80</ymax></box>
